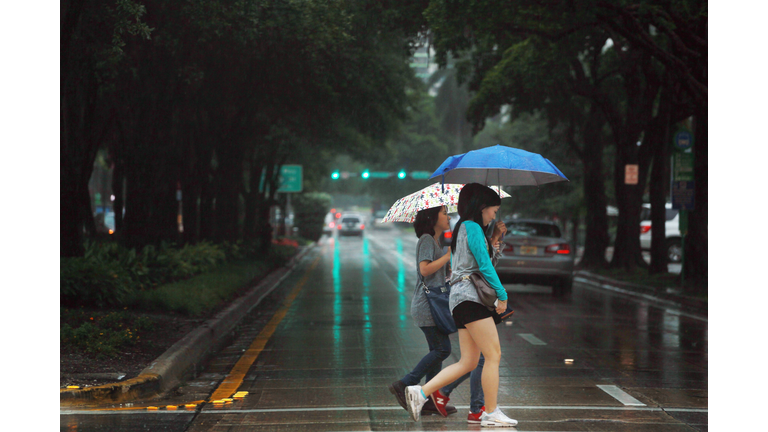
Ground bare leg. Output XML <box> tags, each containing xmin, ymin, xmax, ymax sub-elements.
<box><xmin>421</xmin><ymin>329</ymin><xmax>480</xmax><ymax>396</ymax></box>
<box><xmin>464</xmin><ymin>317</ymin><xmax>501</xmax><ymax>412</ymax></box>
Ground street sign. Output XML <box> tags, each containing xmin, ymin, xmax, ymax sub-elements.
<box><xmin>673</xmin><ymin>129</ymin><xmax>693</xmax><ymax>151</ymax></box>
<box><xmin>672</xmin><ymin>152</ymin><xmax>695</xmax><ymax>182</ymax></box>
<box><xmin>624</xmin><ymin>164</ymin><xmax>639</xmax><ymax>185</ymax></box>
<box><xmin>671</xmin><ymin>180</ymin><xmax>695</xmax><ymax>210</ymax></box>
<box><xmin>277</xmin><ymin>165</ymin><xmax>303</xmax><ymax>193</ymax></box>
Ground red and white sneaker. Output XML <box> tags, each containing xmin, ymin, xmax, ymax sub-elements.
<box><xmin>429</xmin><ymin>389</ymin><xmax>450</xmax><ymax>417</ymax></box>
<box><xmin>467</xmin><ymin>405</ymin><xmax>486</xmax><ymax>423</ymax></box>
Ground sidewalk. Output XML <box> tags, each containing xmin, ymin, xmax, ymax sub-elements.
<box><xmin>574</xmin><ymin>270</ymin><xmax>707</xmax><ymax>317</ymax></box>
<box><xmin>573</xmin><ymin>247</ymin><xmax>705</xmax><ymax>317</ymax></box>
<box><xmin>60</xmin><ymin>244</ymin><xmax>316</xmax><ymax>406</ymax></box>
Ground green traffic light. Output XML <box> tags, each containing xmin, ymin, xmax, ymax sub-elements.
<box><xmin>331</xmin><ymin>171</ymin><xmax>340</xmax><ymax>180</ymax></box>
<box><xmin>398</xmin><ymin>170</ymin><xmax>406</xmax><ymax>179</ymax></box>
<box><xmin>362</xmin><ymin>170</ymin><xmax>370</xmax><ymax>179</ymax></box>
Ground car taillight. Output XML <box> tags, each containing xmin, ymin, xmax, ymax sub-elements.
<box><xmin>640</xmin><ymin>225</ymin><xmax>651</xmax><ymax>234</ymax></box>
<box><xmin>545</xmin><ymin>243</ymin><xmax>570</xmax><ymax>254</ymax></box>
<box><xmin>360</xmin><ymin>224</ymin><xmax>365</xmax><ymax>229</ymax></box>
<box><xmin>503</xmin><ymin>243</ymin><xmax>514</xmax><ymax>253</ymax></box>
<box><xmin>329</xmin><ymin>222</ymin><xmax>335</xmax><ymax>228</ymax></box>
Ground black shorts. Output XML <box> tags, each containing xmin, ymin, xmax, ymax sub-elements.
<box><xmin>452</xmin><ymin>301</ymin><xmax>501</xmax><ymax>328</ymax></box>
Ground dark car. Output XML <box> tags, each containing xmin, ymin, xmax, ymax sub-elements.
<box><xmin>495</xmin><ymin>219</ymin><xmax>575</xmax><ymax>296</ymax></box>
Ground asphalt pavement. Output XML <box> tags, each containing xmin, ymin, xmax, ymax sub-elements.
<box><xmin>61</xmin><ymin>229</ymin><xmax>707</xmax><ymax>431</ymax></box>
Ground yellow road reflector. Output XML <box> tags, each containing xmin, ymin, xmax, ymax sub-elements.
<box><xmin>166</xmin><ymin>405</ymin><xmax>177</xmax><ymax>410</ymax></box>
<box><xmin>66</xmin><ymin>386</ymin><xmax>80</xmax><ymax>389</ymax></box>
<box><xmin>147</xmin><ymin>406</ymin><xmax>158</xmax><ymax>410</ymax></box>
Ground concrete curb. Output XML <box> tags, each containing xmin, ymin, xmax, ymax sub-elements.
<box><xmin>574</xmin><ymin>270</ymin><xmax>707</xmax><ymax>317</ymax></box>
<box><xmin>60</xmin><ymin>243</ymin><xmax>316</xmax><ymax>405</ymax></box>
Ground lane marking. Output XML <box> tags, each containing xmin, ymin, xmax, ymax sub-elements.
<box><xmin>207</xmin><ymin>254</ymin><xmax>322</xmax><ymax>402</ymax></box>
<box><xmin>518</xmin><ymin>333</ymin><xmax>547</xmax><ymax>345</ymax></box>
<box><xmin>60</xmin><ymin>405</ymin><xmax>707</xmax><ymax>415</ymax></box>
<box><xmin>597</xmin><ymin>384</ymin><xmax>646</xmax><ymax>406</ymax></box>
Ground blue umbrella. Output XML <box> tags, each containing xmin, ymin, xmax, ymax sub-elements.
<box><xmin>429</xmin><ymin>144</ymin><xmax>568</xmax><ymax>186</ymax></box>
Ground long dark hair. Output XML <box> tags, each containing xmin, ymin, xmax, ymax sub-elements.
<box><xmin>450</xmin><ymin>184</ymin><xmax>501</xmax><ymax>254</ymax></box>
<box><xmin>413</xmin><ymin>206</ymin><xmax>443</xmax><ymax>238</ymax></box>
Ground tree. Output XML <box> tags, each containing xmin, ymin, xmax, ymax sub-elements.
<box><xmin>61</xmin><ymin>0</ymin><xmax>152</xmax><ymax>257</ymax></box>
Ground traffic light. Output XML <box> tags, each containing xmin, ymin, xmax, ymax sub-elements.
<box><xmin>361</xmin><ymin>170</ymin><xmax>370</xmax><ymax>179</ymax></box>
<box><xmin>331</xmin><ymin>170</ymin><xmax>340</xmax><ymax>180</ymax></box>
<box><xmin>398</xmin><ymin>170</ymin><xmax>406</xmax><ymax>179</ymax></box>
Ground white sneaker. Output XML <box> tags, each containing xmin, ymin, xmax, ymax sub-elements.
<box><xmin>480</xmin><ymin>408</ymin><xmax>518</xmax><ymax>427</ymax></box>
<box><xmin>405</xmin><ymin>385</ymin><xmax>427</xmax><ymax>422</ymax></box>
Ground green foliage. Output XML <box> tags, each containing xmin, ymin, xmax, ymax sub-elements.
<box><xmin>292</xmin><ymin>192</ymin><xmax>332</xmax><ymax>241</ymax></box>
<box><xmin>61</xmin><ymin>240</ymin><xmax>229</xmax><ymax>308</ymax></box>
<box><xmin>124</xmin><ymin>245</ymin><xmax>295</xmax><ymax>316</ymax></box>
<box><xmin>60</xmin><ymin>308</ymin><xmax>155</xmax><ymax>358</ymax></box>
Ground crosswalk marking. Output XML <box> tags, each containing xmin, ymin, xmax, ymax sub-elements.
<box><xmin>597</xmin><ymin>384</ymin><xmax>646</xmax><ymax>406</ymax></box>
<box><xmin>518</xmin><ymin>333</ymin><xmax>547</xmax><ymax>345</ymax></box>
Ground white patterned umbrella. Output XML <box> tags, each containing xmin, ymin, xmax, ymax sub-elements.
<box><xmin>381</xmin><ymin>183</ymin><xmax>510</xmax><ymax>223</ymax></box>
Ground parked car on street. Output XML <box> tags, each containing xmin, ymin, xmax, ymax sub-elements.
<box><xmin>337</xmin><ymin>213</ymin><xmax>365</xmax><ymax>237</ymax></box>
<box><xmin>639</xmin><ymin>203</ymin><xmax>682</xmax><ymax>263</ymax></box>
<box><xmin>495</xmin><ymin>219</ymin><xmax>575</xmax><ymax>296</ymax></box>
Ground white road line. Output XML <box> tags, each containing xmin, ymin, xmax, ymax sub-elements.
<box><xmin>61</xmin><ymin>405</ymin><xmax>707</xmax><ymax>415</ymax></box>
<box><xmin>518</xmin><ymin>333</ymin><xmax>547</xmax><ymax>345</ymax></box>
<box><xmin>597</xmin><ymin>384</ymin><xmax>646</xmax><ymax>406</ymax></box>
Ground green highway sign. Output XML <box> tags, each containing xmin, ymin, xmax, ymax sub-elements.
<box><xmin>277</xmin><ymin>165</ymin><xmax>303</xmax><ymax>193</ymax></box>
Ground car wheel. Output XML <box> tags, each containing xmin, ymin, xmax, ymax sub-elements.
<box><xmin>665</xmin><ymin>239</ymin><xmax>682</xmax><ymax>263</ymax></box>
<box><xmin>552</xmin><ymin>277</ymin><xmax>573</xmax><ymax>297</ymax></box>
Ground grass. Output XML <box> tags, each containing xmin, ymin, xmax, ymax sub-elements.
<box><xmin>125</xmin><ymin>259</ymin><xmax>278</xmax><ymax>317</ymax></box>
<box><xmin>60</xmin><ymin>308</ymin><xmax>156</xmax><ymax>358</ymax></box>
<box><xmin>61</xmin><ymin>243</ymin><xmax>302</xmax><ymax>358</ymax></box>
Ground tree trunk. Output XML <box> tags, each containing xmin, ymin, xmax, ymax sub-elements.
<box><xmin>683</xmin><ymin>108</ymin><xmax>708</xmax><ymax>293</ymax></box>
<box><xmin>648</xmin><ymin>89</ymin><xmax>673</xmax><ymax>274</ymax></box>
<box><xmin>61</xmin><ymin>171</ymin><xmax>85</xmax><ymax>257</ymax></box>
<box><xmin>610</xmin><ymin>139</ymin><xmax>651</xmax><ymax>271</ymax></box>
<box><xmin>578</xmin><ymin>111</ymin><xmax>609</xmax><ymax>269</ymax></box>
<box><xmin>213</xmin><ymin>148</ymin><xmax>243</xmax><ymax>243</ymax></box>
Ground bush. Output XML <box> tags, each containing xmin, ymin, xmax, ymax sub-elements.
<box><xmin>61</xmin><ymin>240</ymin><xmax>228</xmax><ymax>308</ymax></box>
<box><xmin>60</xmin><ymin>257</ymin><xmax>135</xmax><ymax>308</ymax></box>
<box><xmin>293</xmin><ymin>192</ymin><xmax>331</xmax><ymax>241</ymax></box>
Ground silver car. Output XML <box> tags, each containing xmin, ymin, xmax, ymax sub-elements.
<box><xmin>337</xmin><ymin>214</ymin><xmax>365</xmax><ymax>237</ymax></box>
<box><xmin>495</xmin><ymin>219</ymin><xmax>575</xmax><ymax>296</ymax></box>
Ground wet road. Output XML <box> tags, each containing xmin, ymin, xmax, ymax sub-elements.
<box><xmin>61</xmin><ymin>228</ymin><xmax>707</xmax><ymax>431</ymax></box>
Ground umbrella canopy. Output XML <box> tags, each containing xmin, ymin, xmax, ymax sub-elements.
<box><xmin>381</xmin><ymin>183</ymin><xmax>510</xmax><ymax>223</ymax></box>
<box><xmin>429</xmin><ymin>144</ymin><xmax>568</xmax><ymax>186</ymax></box>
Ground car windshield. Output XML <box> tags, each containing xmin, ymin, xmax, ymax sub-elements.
<box><xmin>341</xmin><ymin>217</ymin><xmax>360</xmax><ymax>223</ymax></box>
<box><xmin>505</xmin><ymin>222</ymin><xmax>561</xmax><ymax>238</ymax></box>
